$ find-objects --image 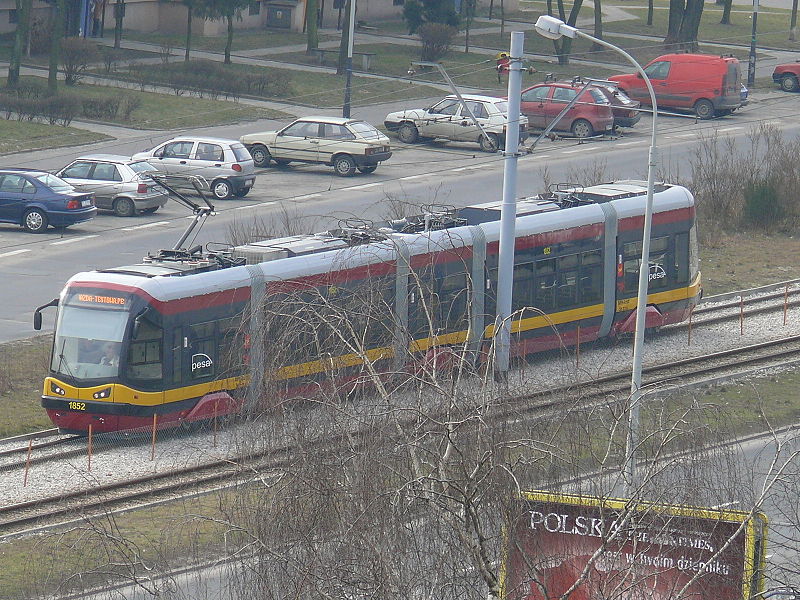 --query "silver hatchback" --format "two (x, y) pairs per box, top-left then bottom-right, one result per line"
(131, 136), (256, 200)
(57, 155), (168, 217)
